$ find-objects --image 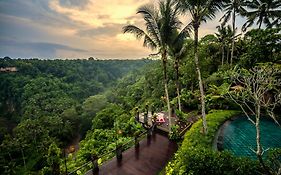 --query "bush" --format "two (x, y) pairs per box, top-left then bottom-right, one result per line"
(169, 125), (181, 141)
(166, 146), (261, 175)
(183, 110), (240, 148)
(166, 110), (263, 175)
